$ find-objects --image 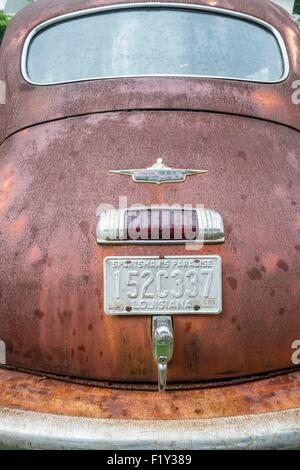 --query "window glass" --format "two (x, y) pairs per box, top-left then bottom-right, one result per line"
(25, 7), (285, 84)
